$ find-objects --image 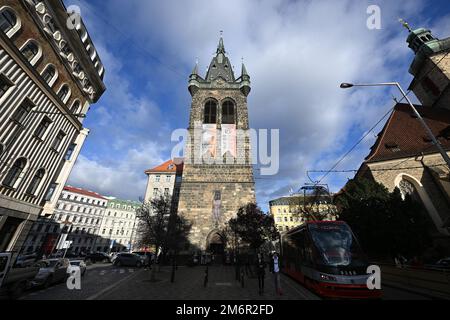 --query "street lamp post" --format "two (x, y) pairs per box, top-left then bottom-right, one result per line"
(340, 82), (450, 170)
